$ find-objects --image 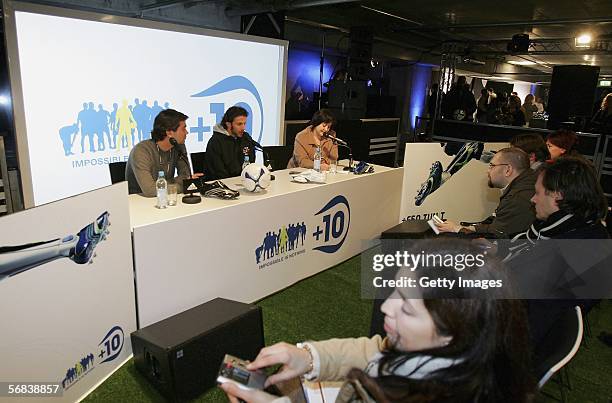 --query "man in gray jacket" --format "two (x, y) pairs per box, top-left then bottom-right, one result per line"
(436, 147), (536, 237)
(126, 109), (200, 196)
